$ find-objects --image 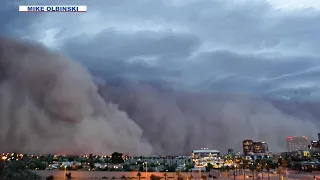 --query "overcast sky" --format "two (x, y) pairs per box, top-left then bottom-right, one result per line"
(2, 0), (320, 100)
